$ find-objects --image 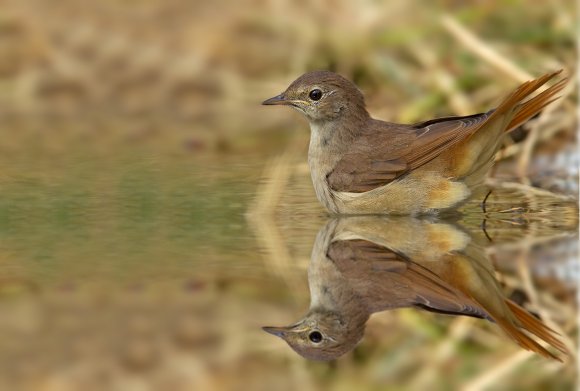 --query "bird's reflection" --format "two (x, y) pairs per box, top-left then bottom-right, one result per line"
(263, 217), (566, 361)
